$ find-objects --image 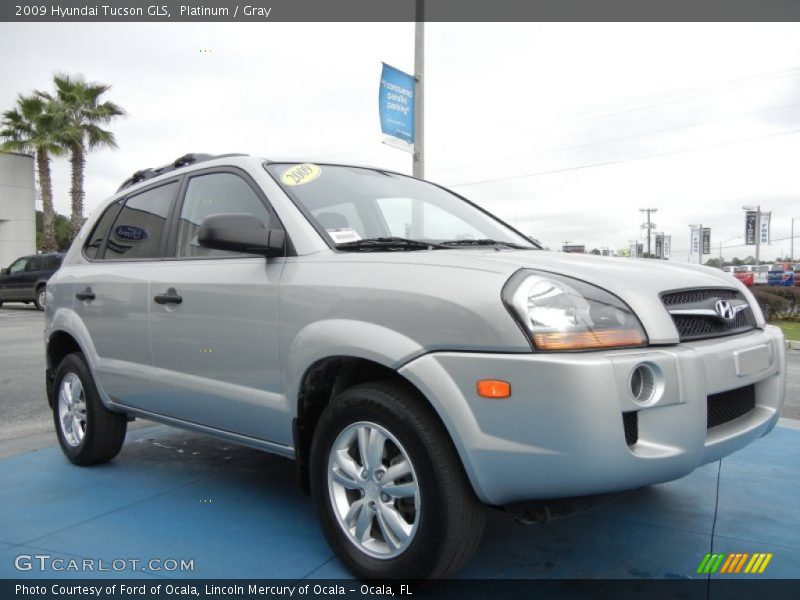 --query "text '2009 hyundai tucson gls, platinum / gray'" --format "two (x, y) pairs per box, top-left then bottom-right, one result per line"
(43, 153), (785, 579)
